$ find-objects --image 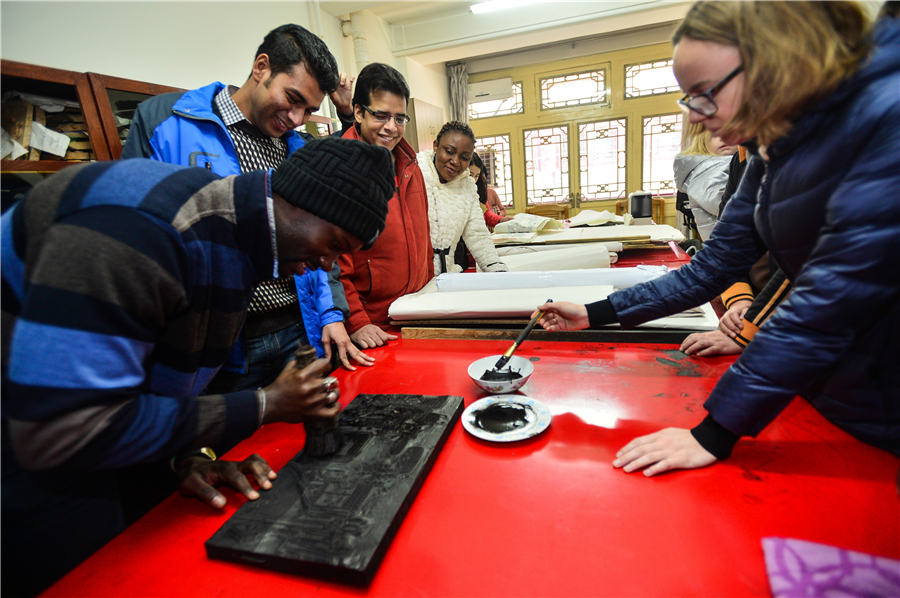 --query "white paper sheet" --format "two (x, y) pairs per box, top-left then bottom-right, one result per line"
(566, 209), (624, 227)
(492, 212), (564, 234)
(497, 241), (624, 256)
(491, 231), (539, 244)
(388, 281), (719, 331)
(29, 121), (70, 157)
(1, 128), (28, 160)
(538, 224), (683, 244)
(493, 223), (683, 246)
(390, 284), (613, 320)
(433, 266), (668, 293)
(11, 91), (80, 113)
(480, 244), (611, 272)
